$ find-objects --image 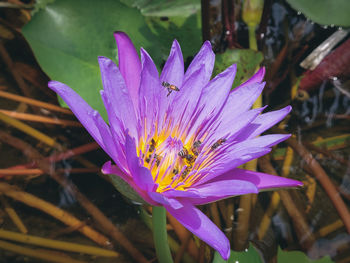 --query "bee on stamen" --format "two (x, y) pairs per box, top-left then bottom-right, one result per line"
(211, 138), (227, 151)
(145, 154), (152, 163)
(162, 81), (179, 97)
(149, 138), (156, 152)
(185, 154), (194, 163)
(178, 147), (188, 158)
(181, 166), (192, 179)
(154, 154), (162, 167)
(191, 140), (201, 156)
